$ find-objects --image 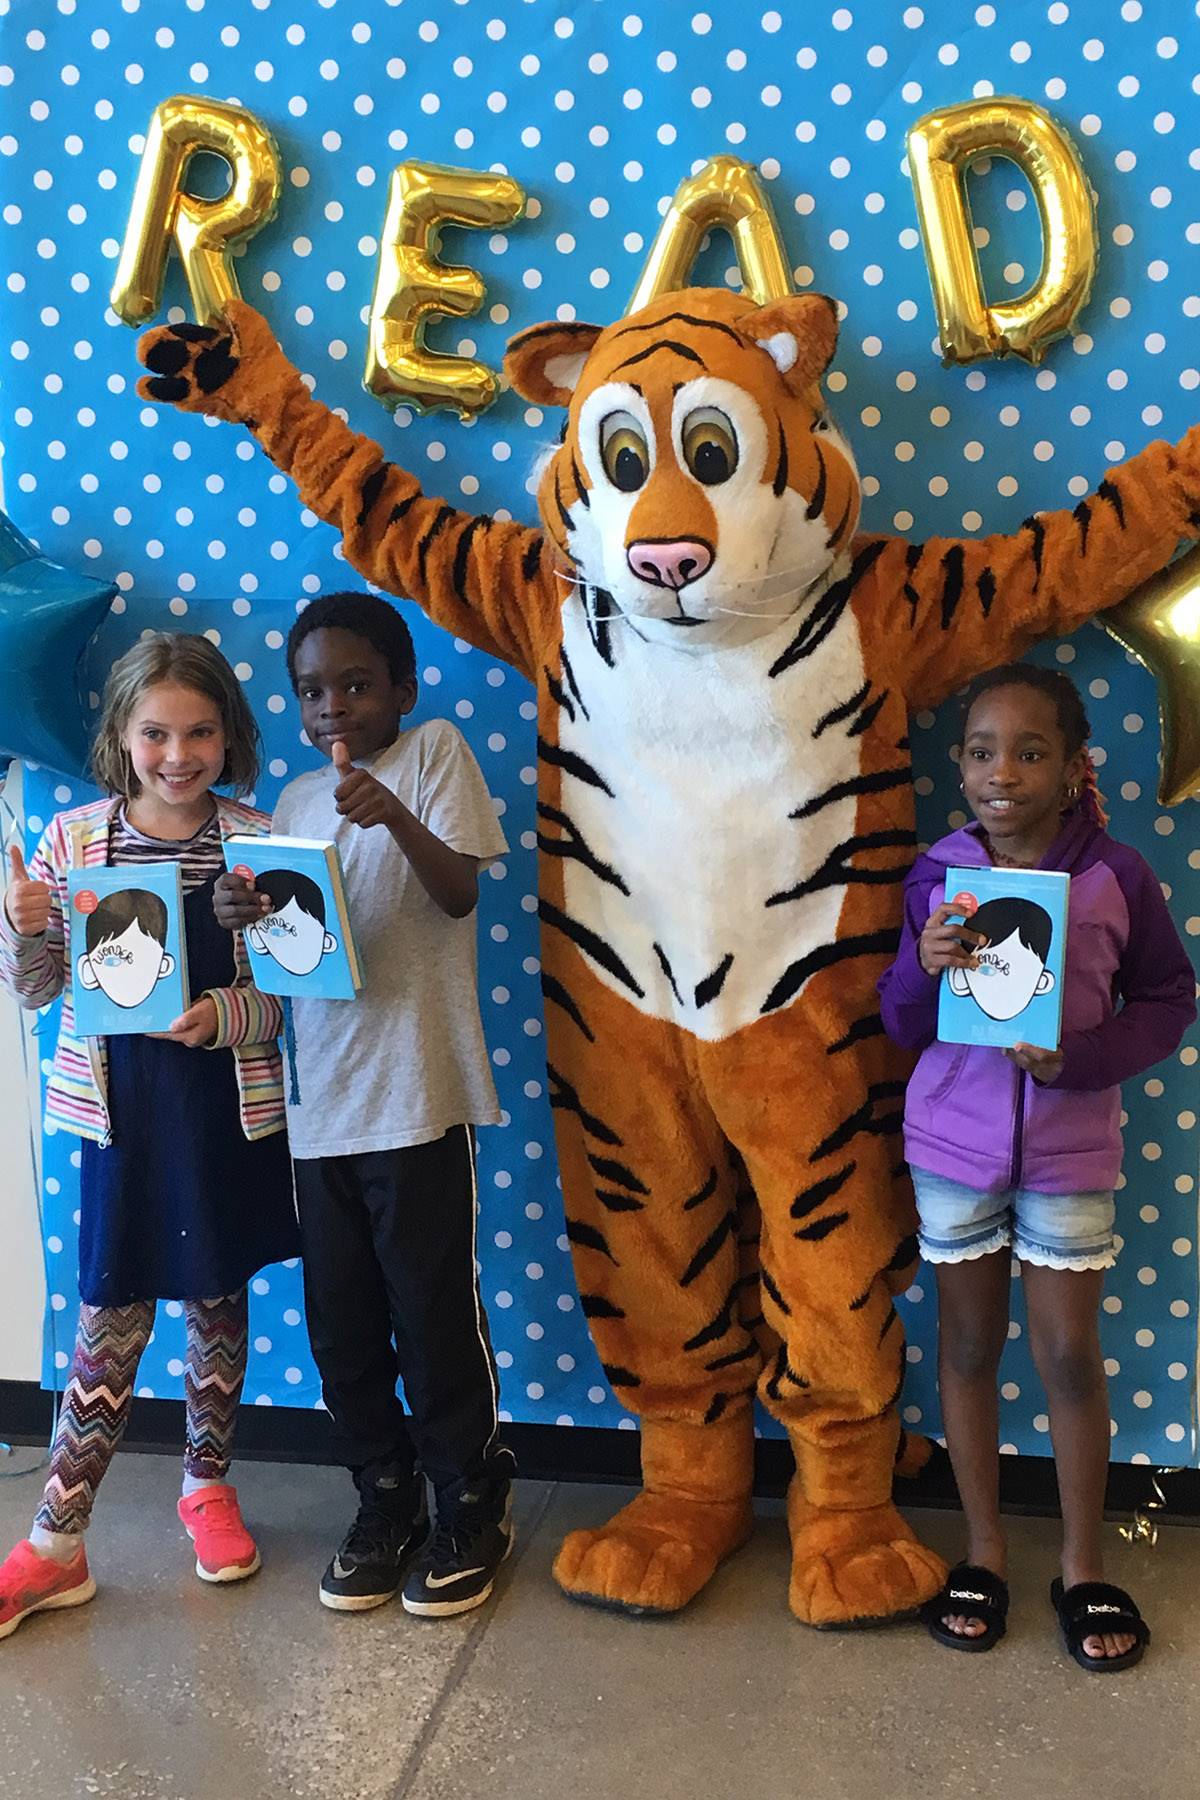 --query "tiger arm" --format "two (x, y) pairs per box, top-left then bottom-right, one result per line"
(853, 426), (1200, 710)
(136, 301), (561, 682)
